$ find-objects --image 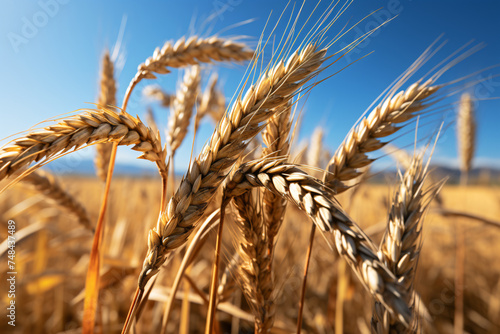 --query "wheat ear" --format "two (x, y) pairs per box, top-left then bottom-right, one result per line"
(455, 91), (476, 334)
(168, 65), (201, 154)
(325, 80), (439, 193)
(23, 170), (92, 230)
(261, 103), (292, 250)
(372, 154), (443, 333)
(125, 36), (253, 107)
(224, 159), (412, 325)
(195, 73), (219, 132)
(143, 85), (174, 108)
(138, 43), (327, 288)
(308, 126), (324, 171)
(232, 191), (275, 333)
(94, 51), (117, 182)
(457, 92), (476, 177)
(0, 107), (167, 181)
